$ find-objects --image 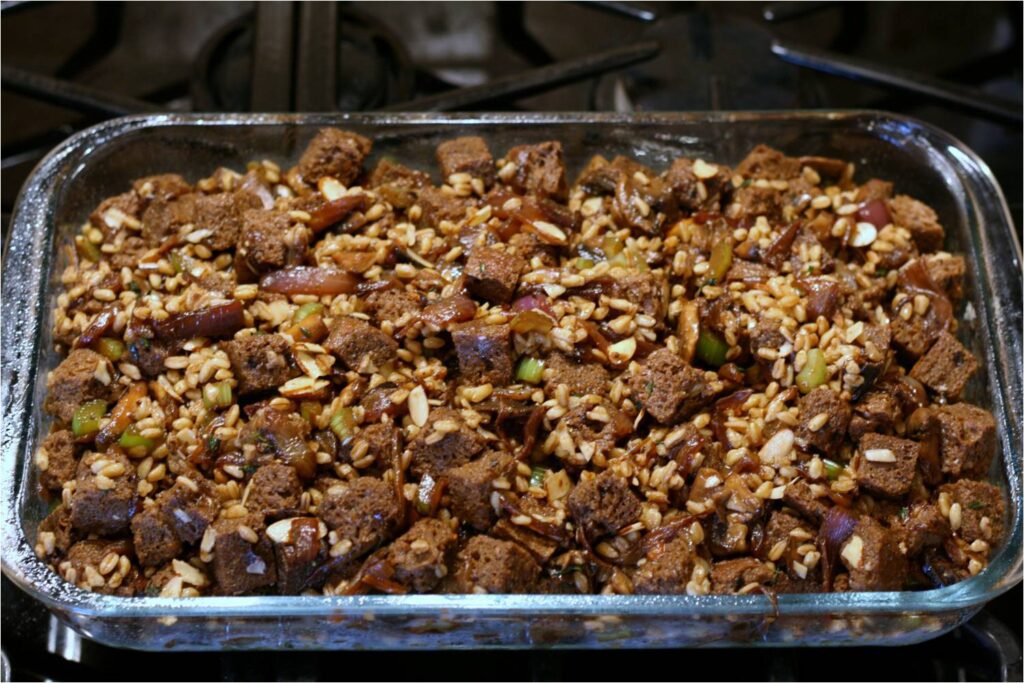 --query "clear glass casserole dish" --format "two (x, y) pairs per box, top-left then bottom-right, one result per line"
(2, 112), (1020, 651)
